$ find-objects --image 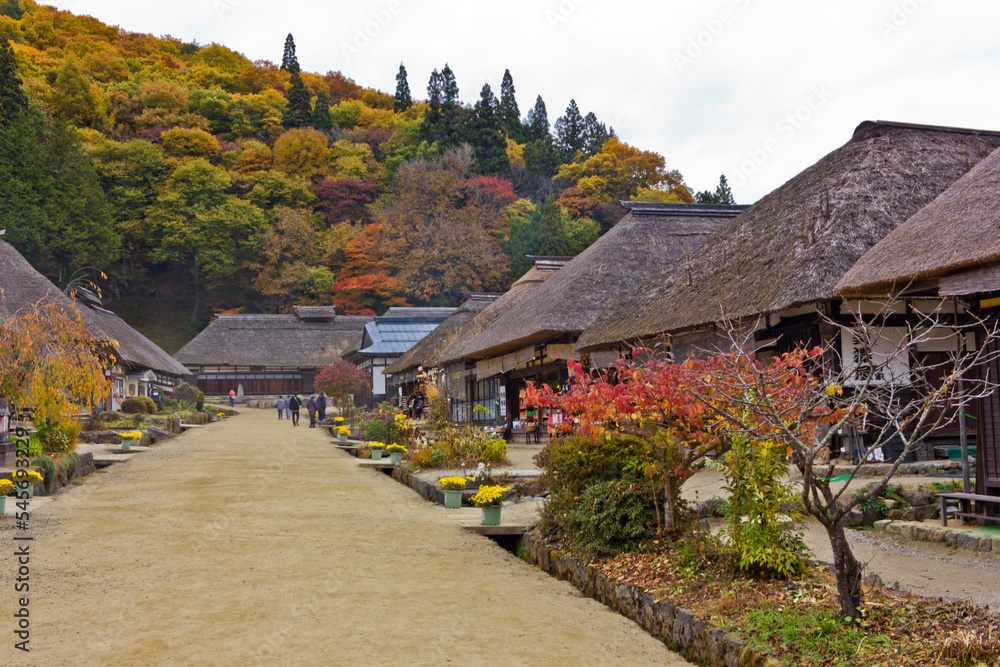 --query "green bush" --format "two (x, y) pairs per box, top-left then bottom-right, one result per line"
(536, 434), (655, 553)
(721, 436), (811, 578)
(537, 433), (651, 497)
(562, 476), (659, 560)
(35, 420), (76, 453)
(120, 397), (150, 414)
(140, 396), (157, 413)
(31, 456), (57, 493)
(172, 383), (204, 410)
